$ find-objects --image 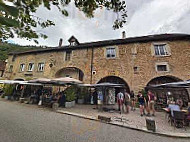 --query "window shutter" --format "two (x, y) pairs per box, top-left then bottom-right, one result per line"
(165, 44), (171, 55)
(150, 44), (155, 56)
